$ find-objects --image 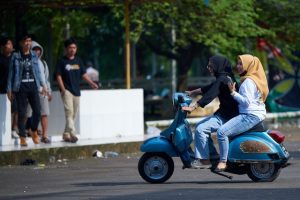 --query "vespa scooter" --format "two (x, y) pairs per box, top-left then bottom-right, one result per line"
(138, 92), (290, 183)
